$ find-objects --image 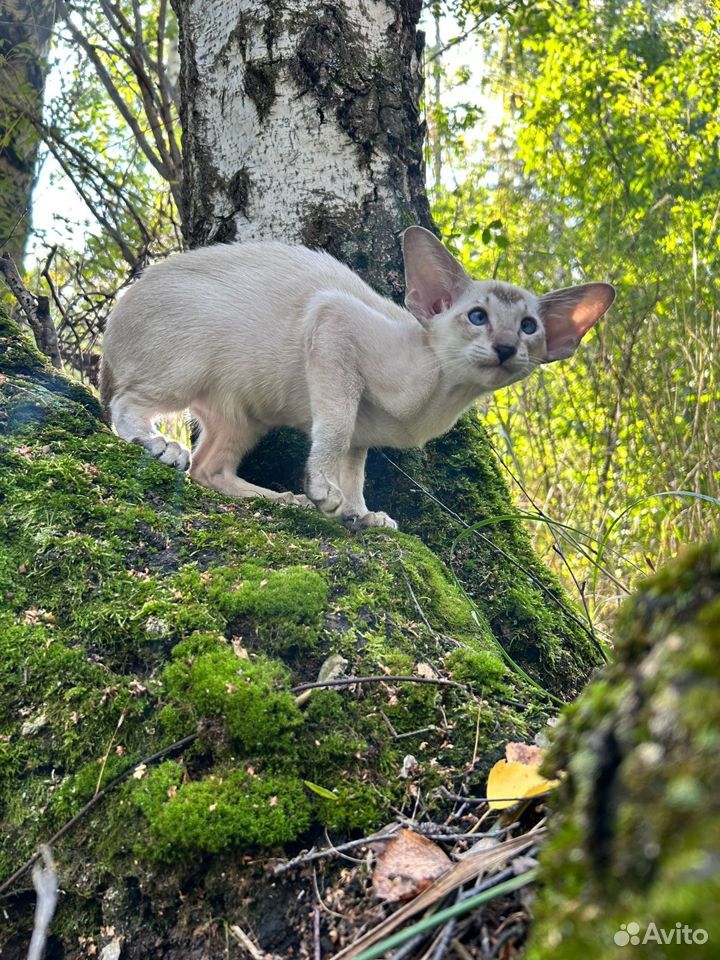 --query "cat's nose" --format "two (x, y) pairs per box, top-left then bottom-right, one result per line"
(494, 343), (517, 364)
